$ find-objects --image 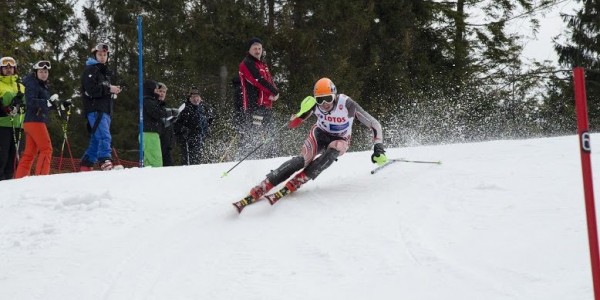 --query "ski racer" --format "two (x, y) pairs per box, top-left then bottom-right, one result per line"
(234, 77), (388, 212)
